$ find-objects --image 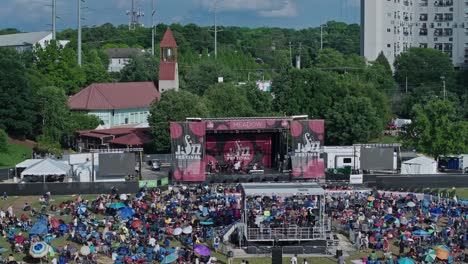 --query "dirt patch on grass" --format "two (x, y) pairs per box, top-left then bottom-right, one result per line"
(8, 137), (36, 148)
